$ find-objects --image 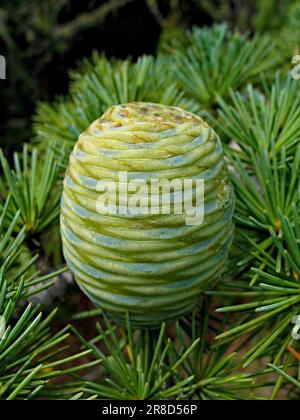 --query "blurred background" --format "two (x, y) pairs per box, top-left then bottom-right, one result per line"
(0, 0), (298, 155)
